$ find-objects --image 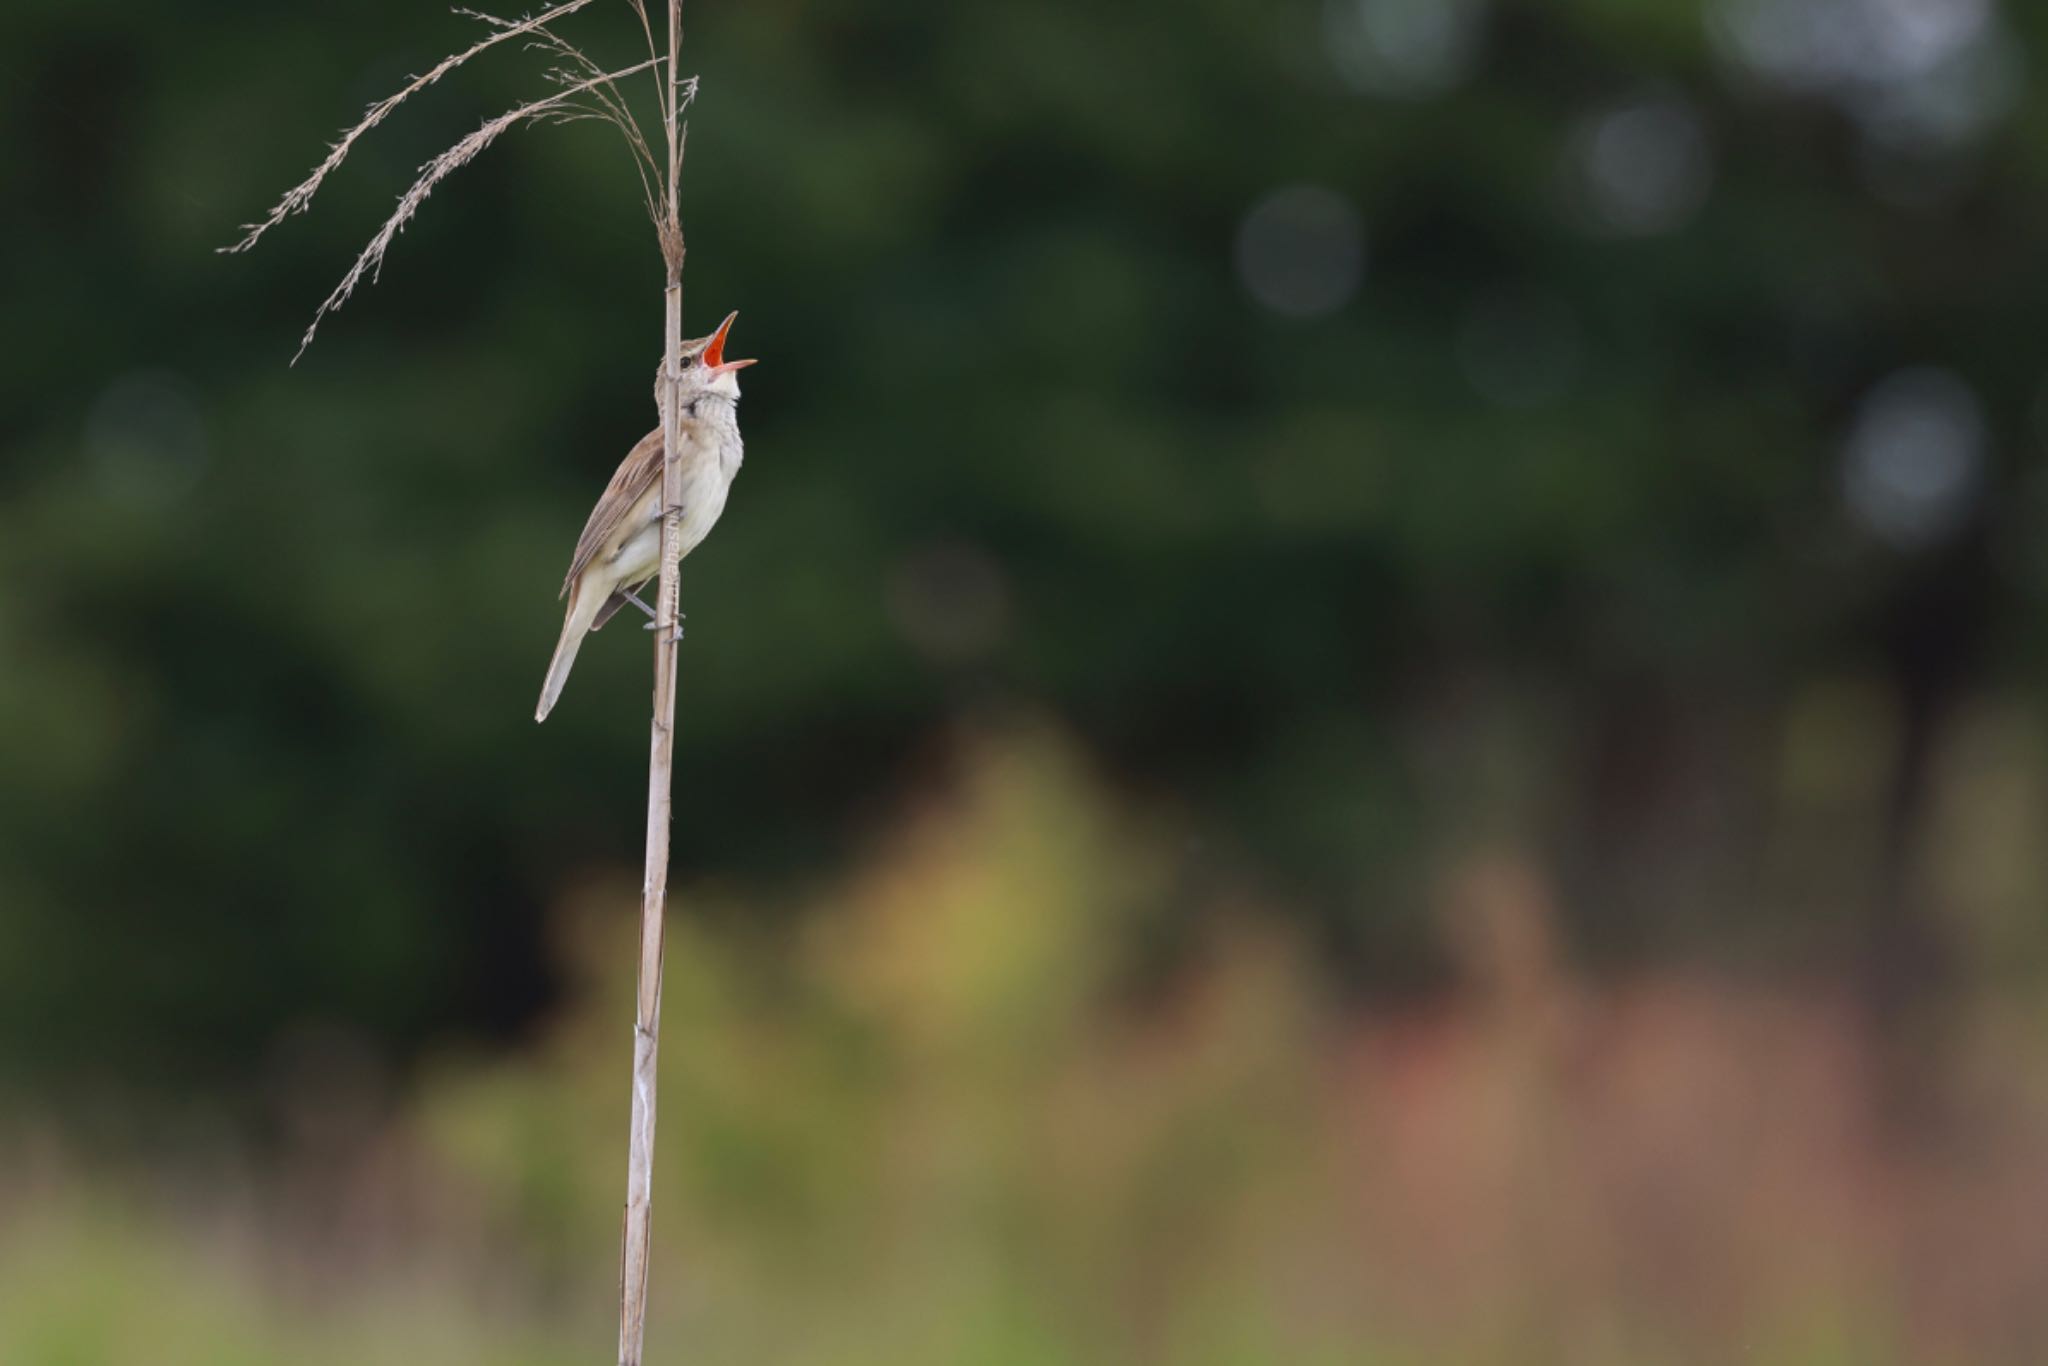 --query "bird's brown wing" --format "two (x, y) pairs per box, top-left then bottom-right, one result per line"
(560, 427), (664, 597)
